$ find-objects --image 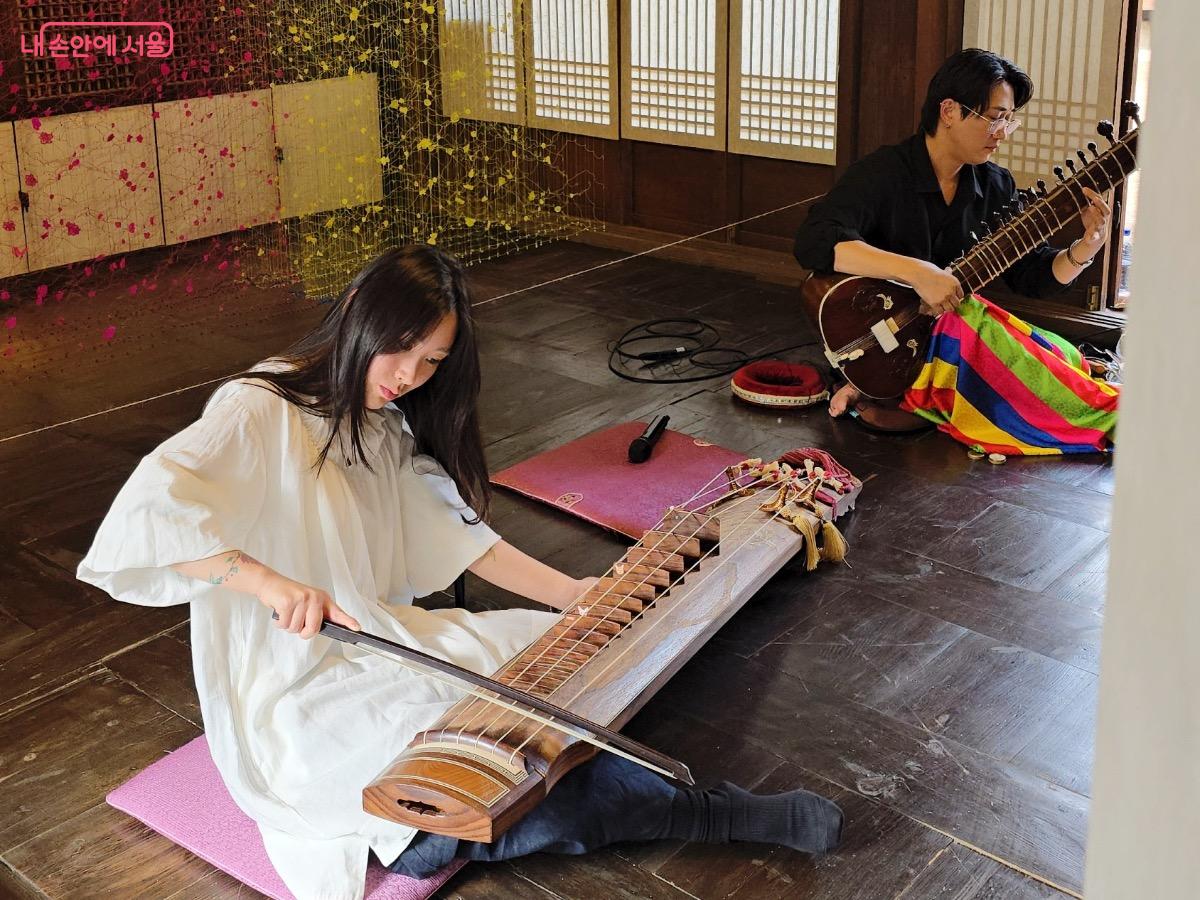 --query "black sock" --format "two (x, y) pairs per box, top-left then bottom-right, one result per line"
(664, 781), (843, 854)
